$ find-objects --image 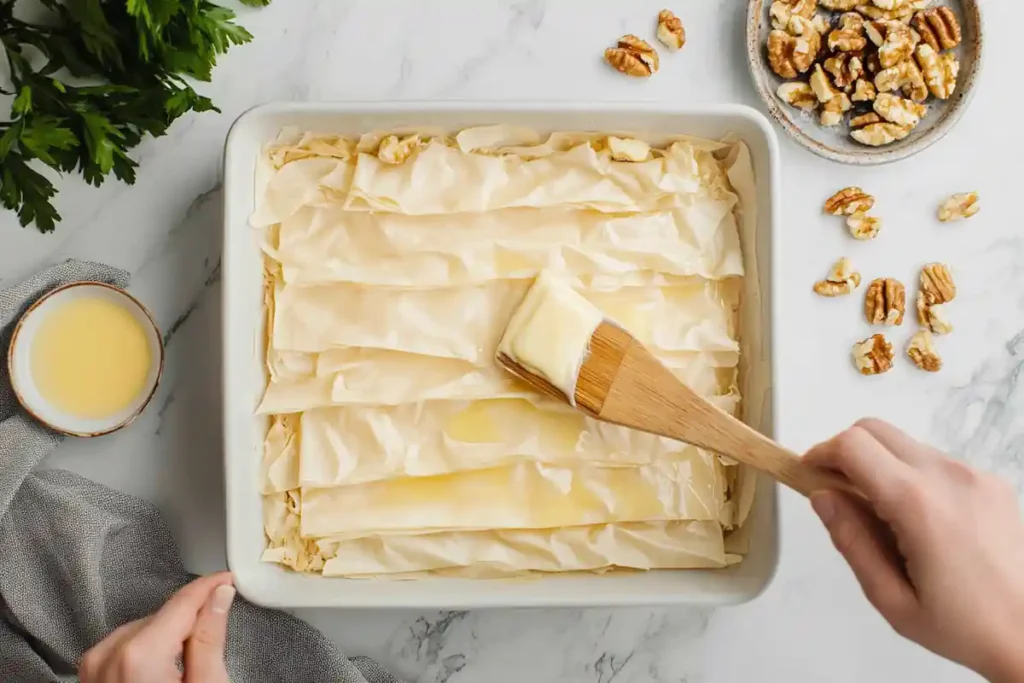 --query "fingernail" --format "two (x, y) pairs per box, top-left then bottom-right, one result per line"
(811, 493), (837, 525)
(211, 584), (236, 614)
